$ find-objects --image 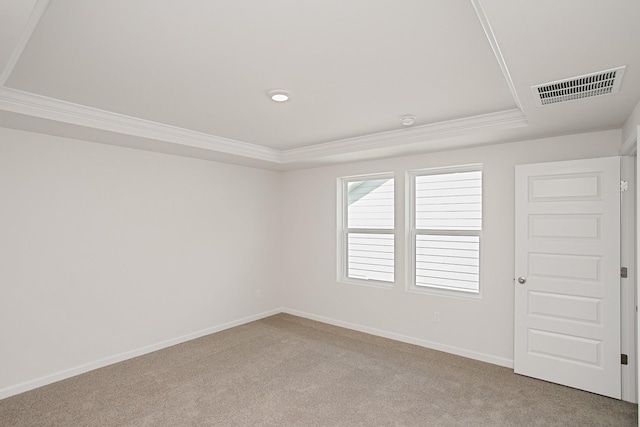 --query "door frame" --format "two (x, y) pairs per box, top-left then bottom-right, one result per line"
(620, 127), (638, 404)
(621, 154), (636, 403)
